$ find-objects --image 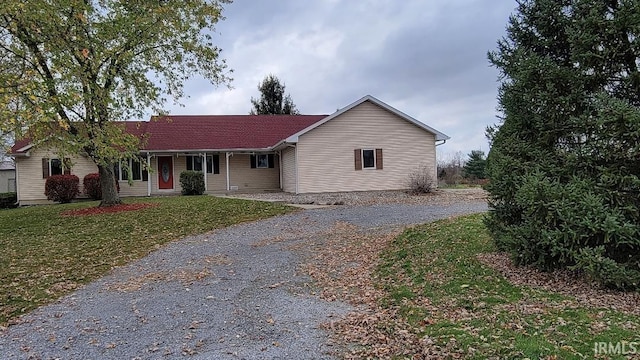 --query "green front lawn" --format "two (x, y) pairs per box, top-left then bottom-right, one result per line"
(377, 214), (640, 359)
(0, 196), (294, 325)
